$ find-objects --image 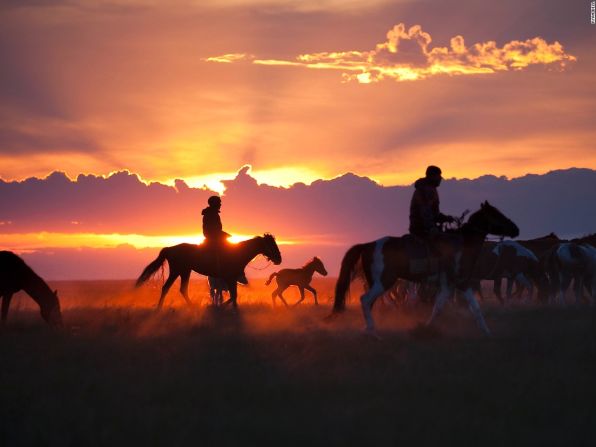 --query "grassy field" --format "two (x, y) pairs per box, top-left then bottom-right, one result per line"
(1, 278), (596, 446)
